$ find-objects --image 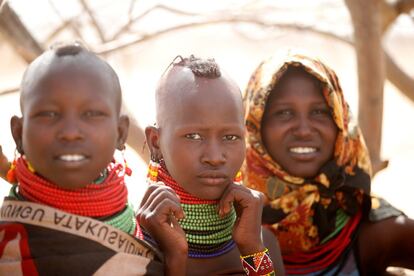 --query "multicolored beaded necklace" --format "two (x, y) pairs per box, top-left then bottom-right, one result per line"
(10, 157), (142, 238)
(147, 160), (239, 258)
